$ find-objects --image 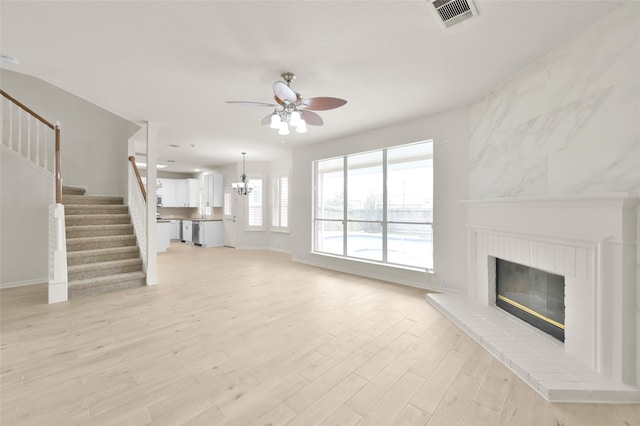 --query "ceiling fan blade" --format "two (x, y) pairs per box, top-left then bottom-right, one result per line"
(301, 97), (347, 111)
(261, 114), (272, 125)
(226, 101), (277, 107)
(300, 110), (324, 126)
(273, 81), (297, 104)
